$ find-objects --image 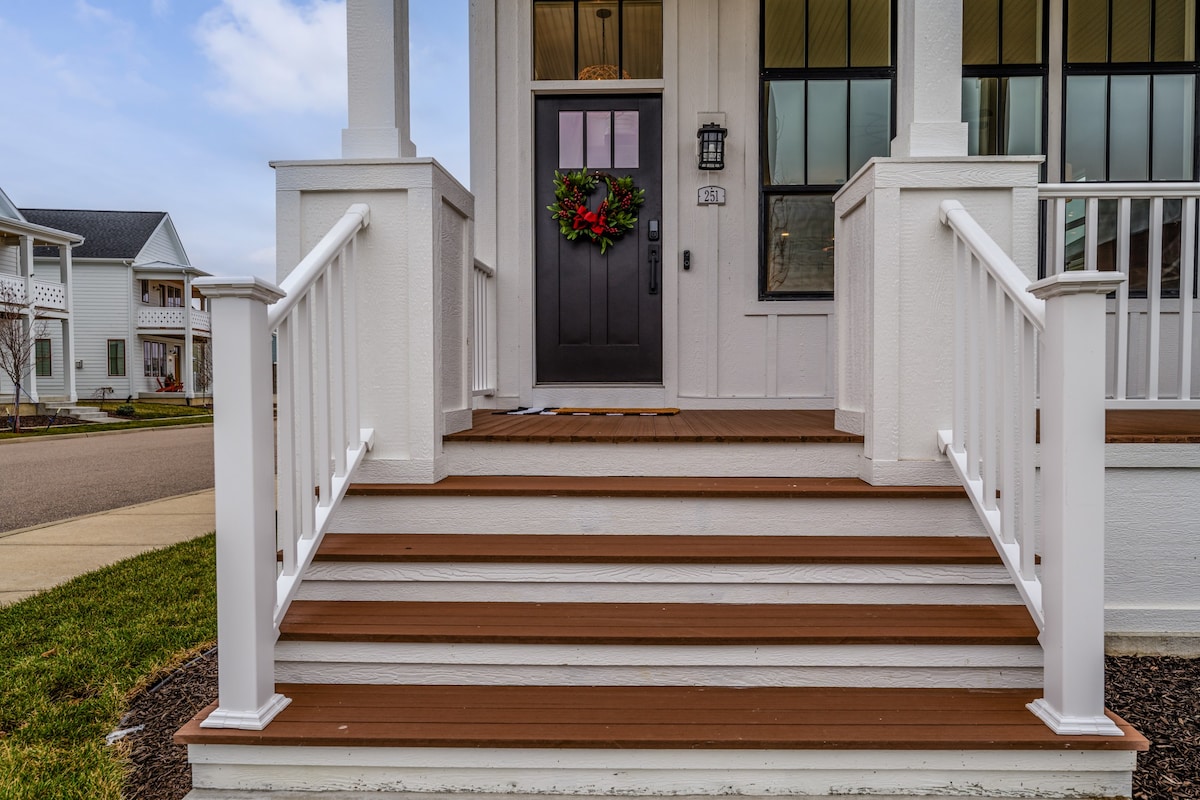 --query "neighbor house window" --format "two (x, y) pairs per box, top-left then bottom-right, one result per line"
(166, 285), (183, 308)
(141, 279), (150, 304)
(143, 341), (167, 377)
(108, 339), (126, 376)
(961, 0), (1047, 164)
(760, 0), (895, 298)
(35, 339), (51, 377)
(533, 0), (663, 80)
